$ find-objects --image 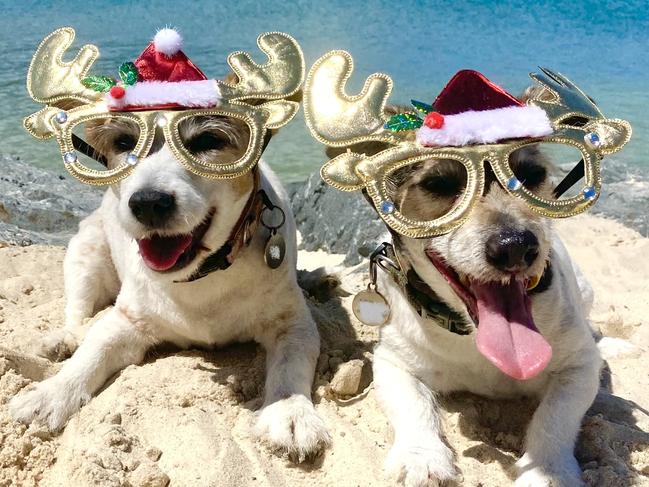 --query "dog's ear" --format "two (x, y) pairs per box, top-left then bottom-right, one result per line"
(223, 72), (239, 85)
(519, 85), (554, 104)
(519, 84), (631, 155)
